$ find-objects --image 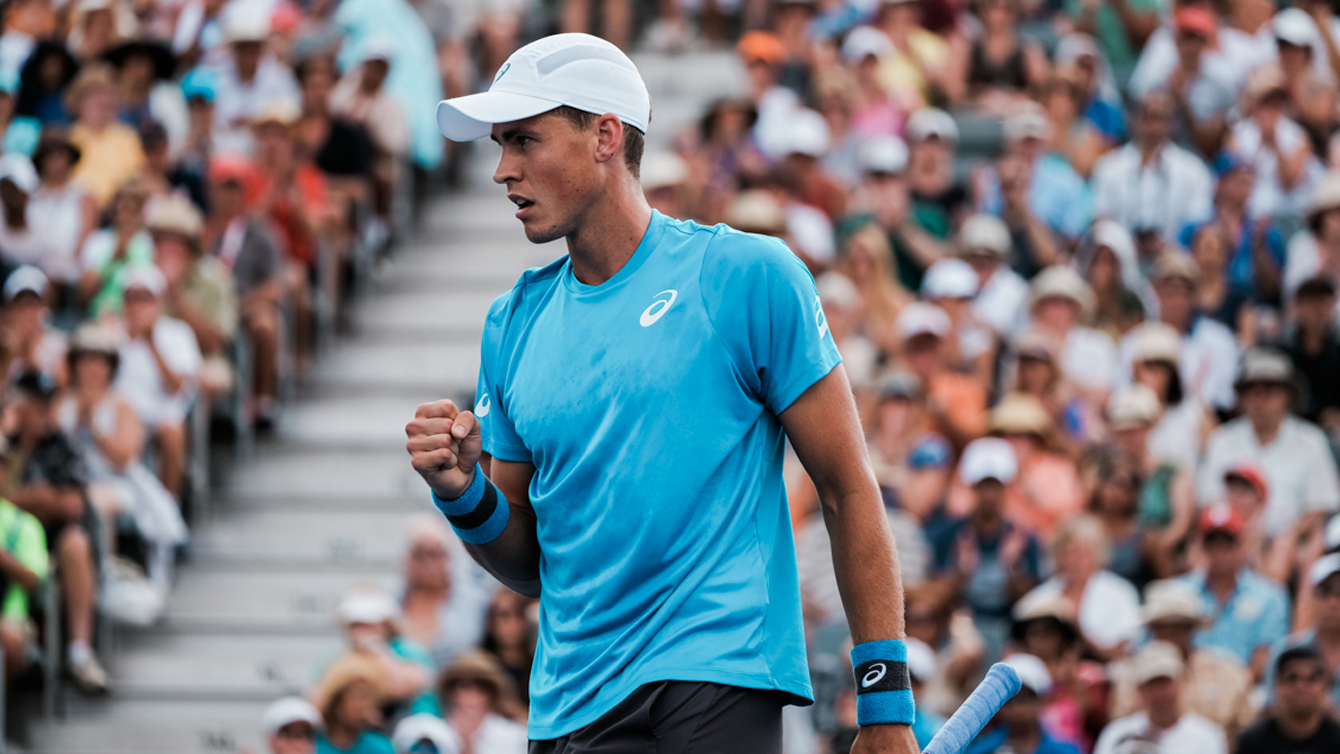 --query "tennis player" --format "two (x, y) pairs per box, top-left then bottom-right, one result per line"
(406, 33), (918, 754)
